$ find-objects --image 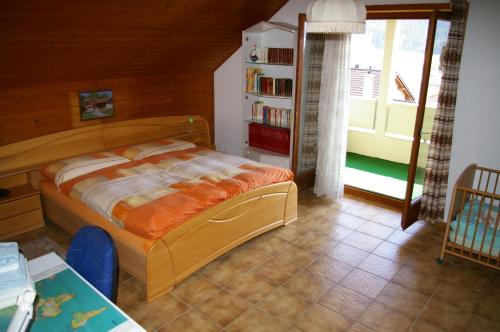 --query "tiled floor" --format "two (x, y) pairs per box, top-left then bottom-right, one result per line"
(13, 190), (500, 332)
